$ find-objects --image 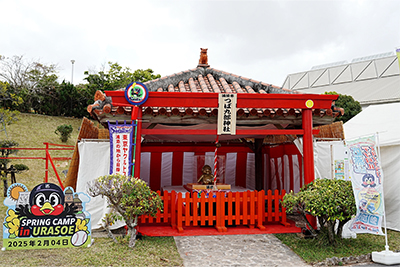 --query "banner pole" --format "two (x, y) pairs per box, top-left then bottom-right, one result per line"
(132, 119), (138, 177)
(376, 132), (389, 251)
(131, 106), (139, 177)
